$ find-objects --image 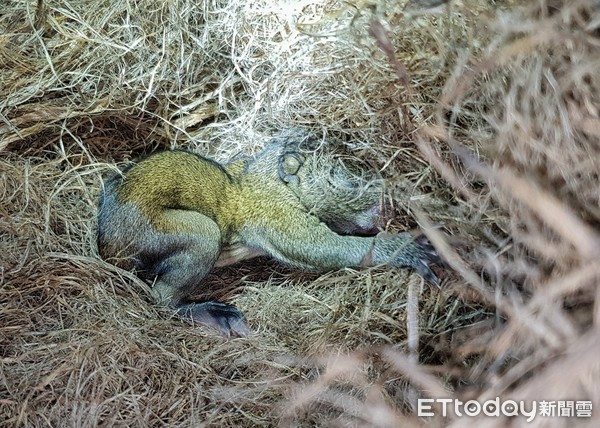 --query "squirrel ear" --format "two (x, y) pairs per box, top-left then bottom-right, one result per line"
(278, 152), (304, 184)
